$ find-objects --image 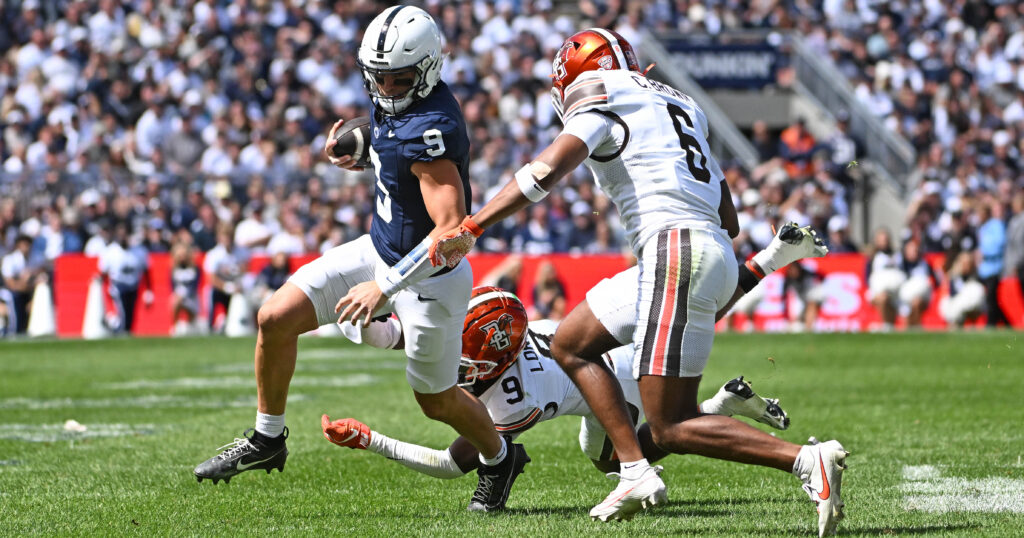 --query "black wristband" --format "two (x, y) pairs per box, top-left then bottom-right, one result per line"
(738, 263), (761, 293)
